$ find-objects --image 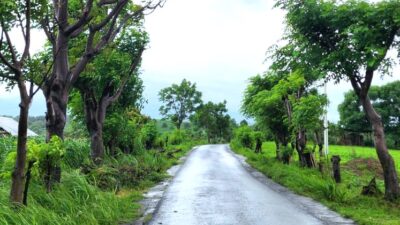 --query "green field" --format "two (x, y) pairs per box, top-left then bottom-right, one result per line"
(231, 141), (400, 225)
